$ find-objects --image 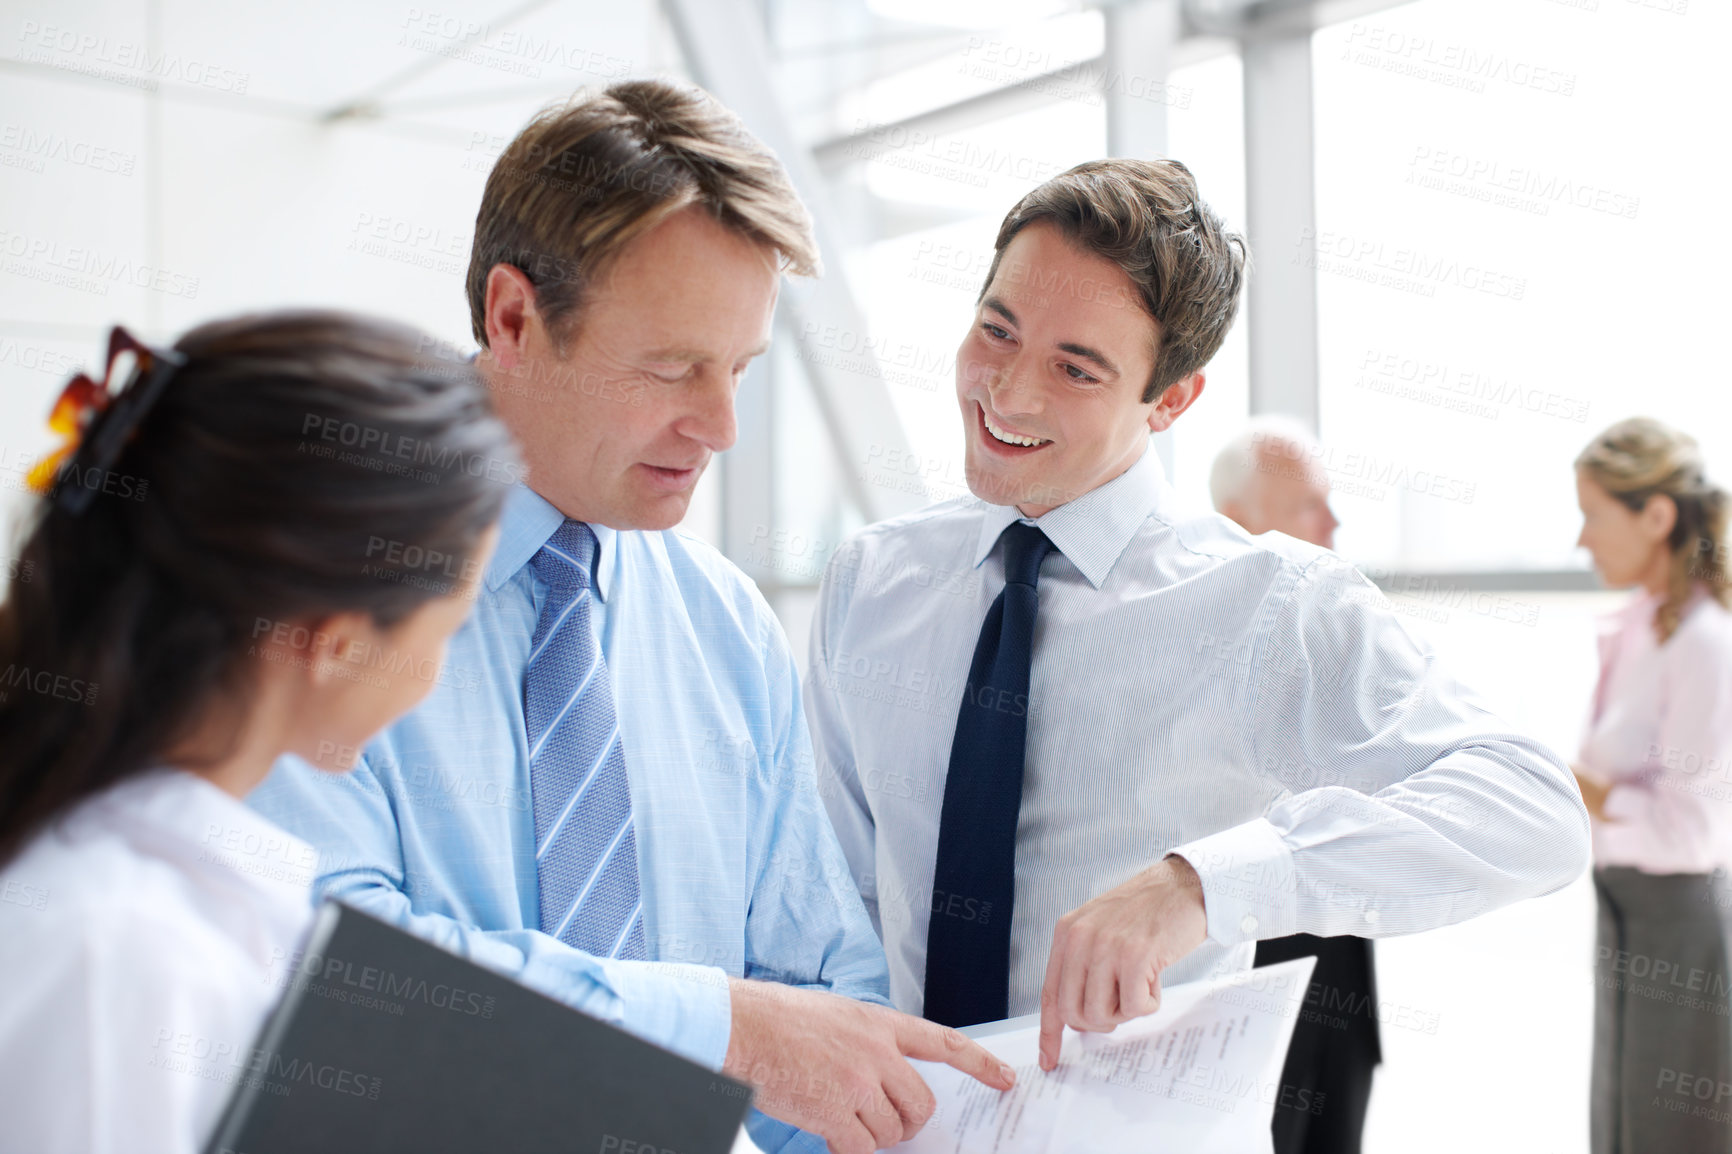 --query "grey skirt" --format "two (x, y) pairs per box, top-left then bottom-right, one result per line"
(1593, 866), (1732, 1154)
